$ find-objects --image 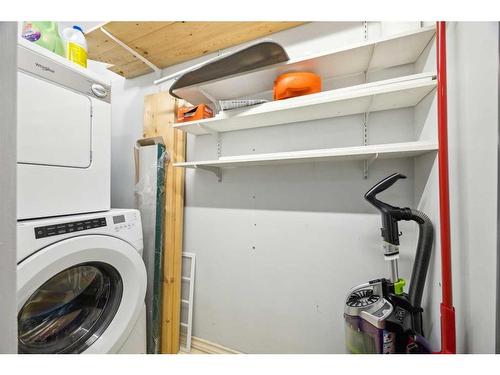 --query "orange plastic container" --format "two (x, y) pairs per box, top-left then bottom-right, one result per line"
(177, 104), (214, 122)
(273, 72), (321, 100)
